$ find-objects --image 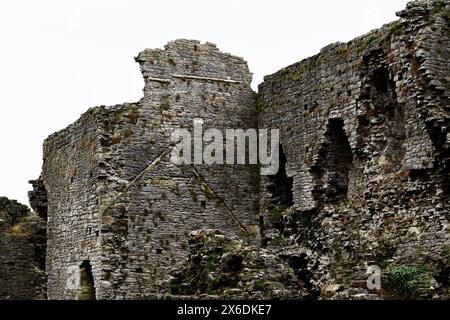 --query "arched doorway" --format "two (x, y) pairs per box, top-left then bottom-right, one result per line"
(266, 144), (294, 230)
(310, 118), (353, 204)
(77, 260), (96, 300)
(268, 144), (294, 209)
